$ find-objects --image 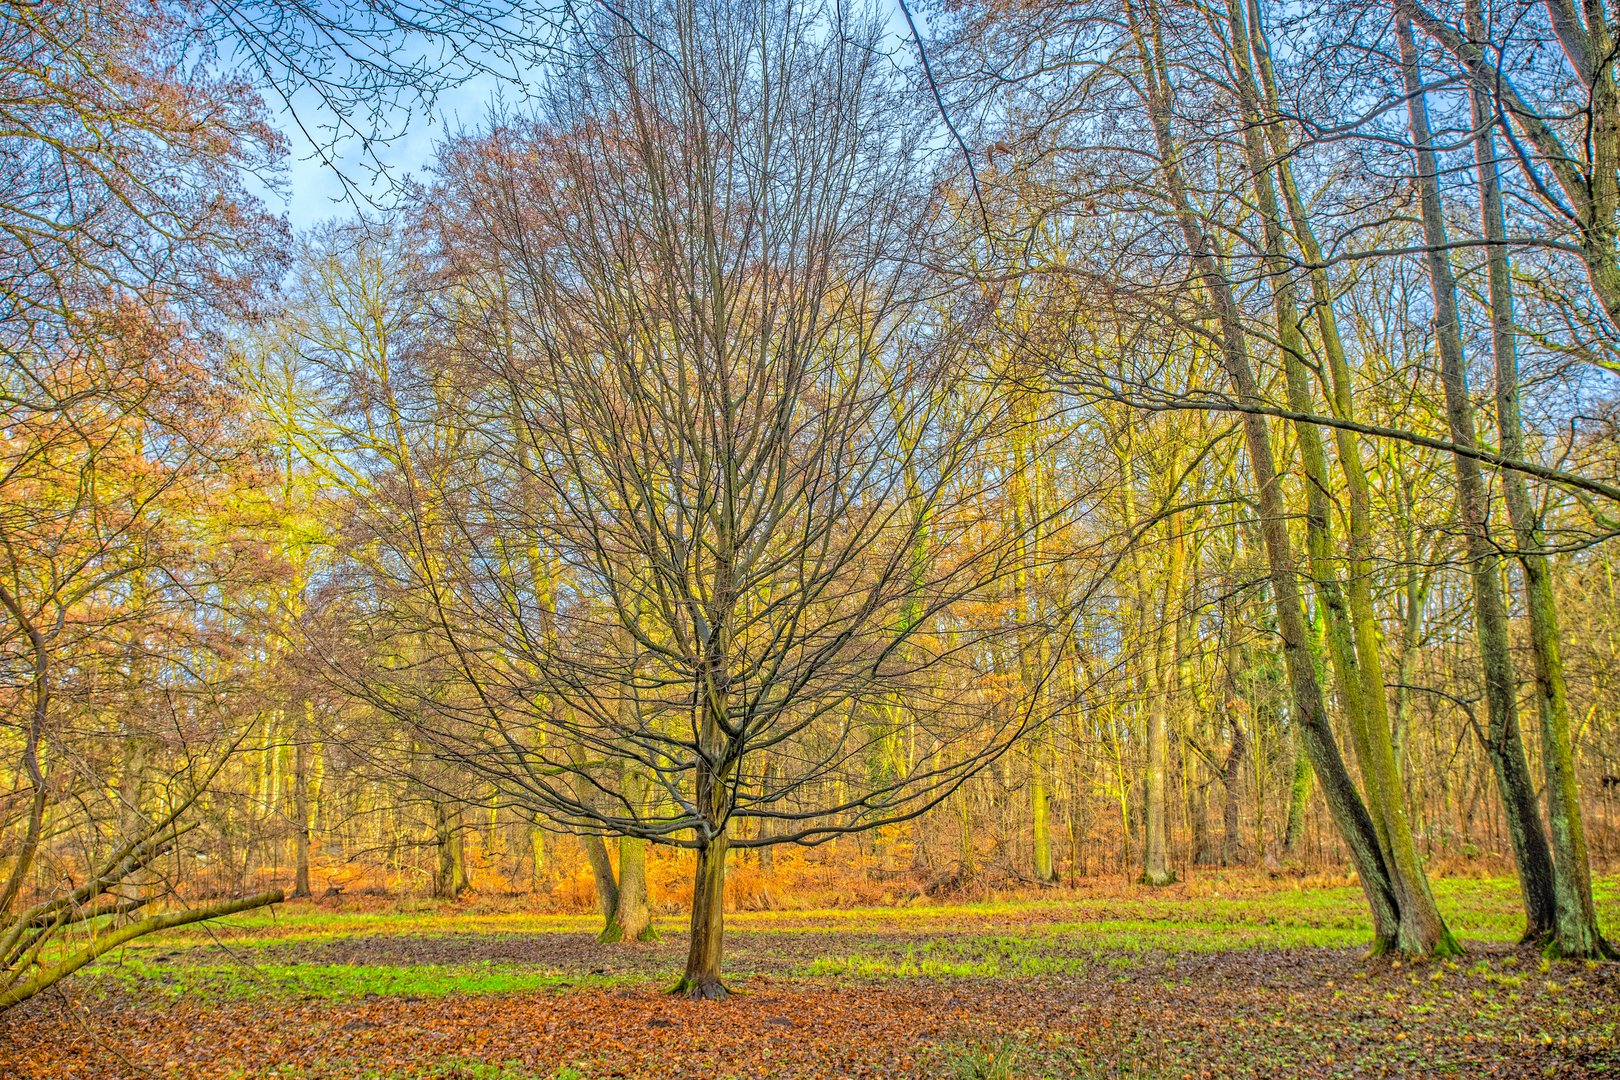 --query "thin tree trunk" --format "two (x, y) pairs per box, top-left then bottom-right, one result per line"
(1032, 734), (1057, 883)
(1141, 508), (1184, 886)
(291, 707), (312, 899)
(1223, 718), (1247, 866)
(1397, 14), (1558, 943)
(1284, 730), (1312, 856)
